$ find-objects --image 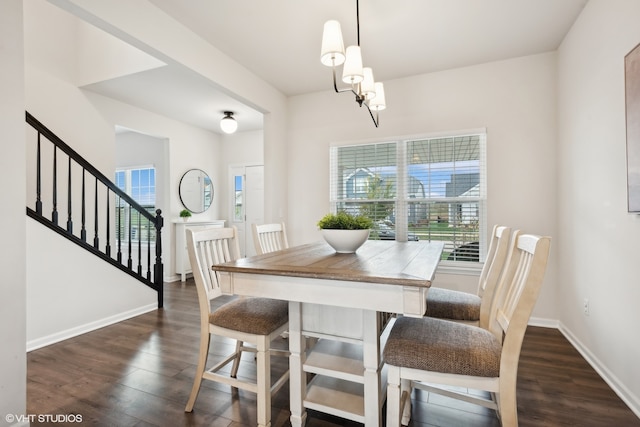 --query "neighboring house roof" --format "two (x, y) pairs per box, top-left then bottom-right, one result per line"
(445, 173), (480, 197)
(460, 183), (480, 198)
(344, 169), (480, 199)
